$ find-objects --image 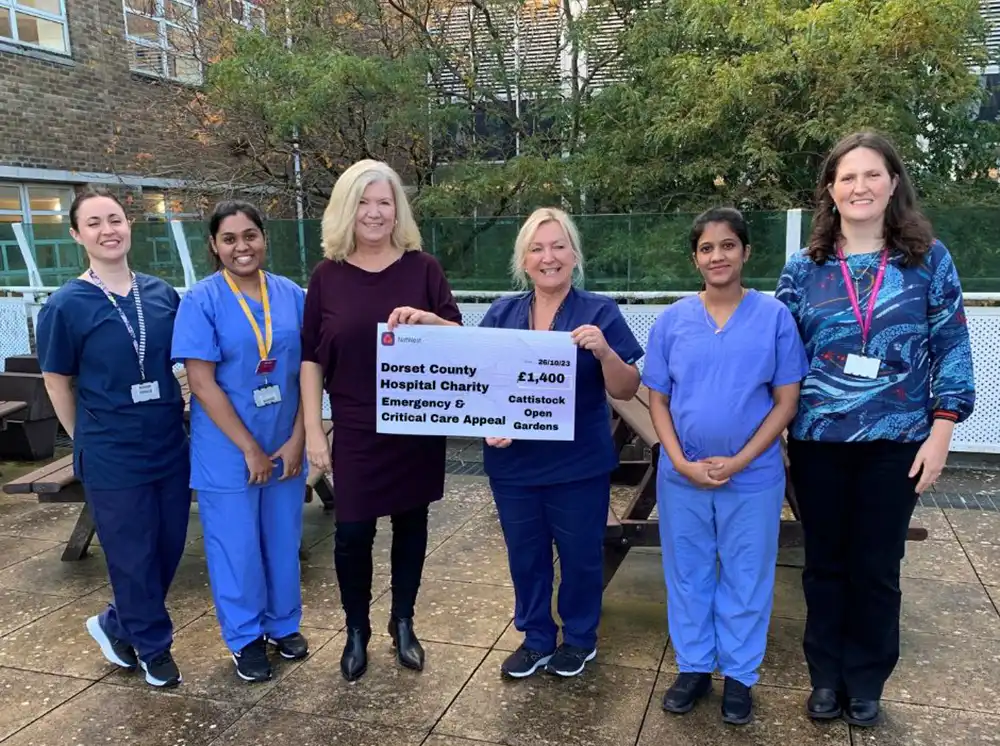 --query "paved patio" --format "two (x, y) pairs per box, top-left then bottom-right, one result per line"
(0, 441), (997, 745)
